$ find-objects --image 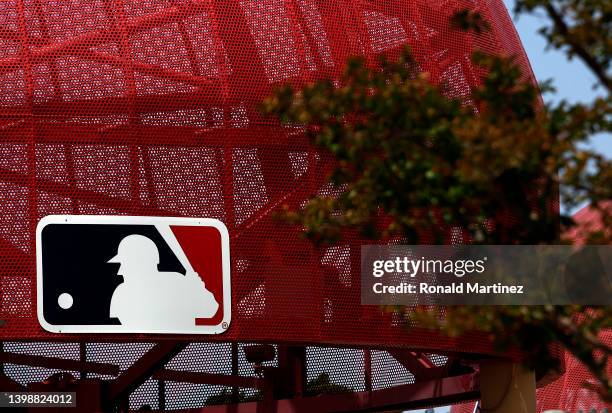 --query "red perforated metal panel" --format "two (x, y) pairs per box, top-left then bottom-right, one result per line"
(535, 332), (612, 412)
(450, 206), (612, 412)
(0, 0), (533, 355)
(2, 1), (608, 410)
(451, 332), (612, 412)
